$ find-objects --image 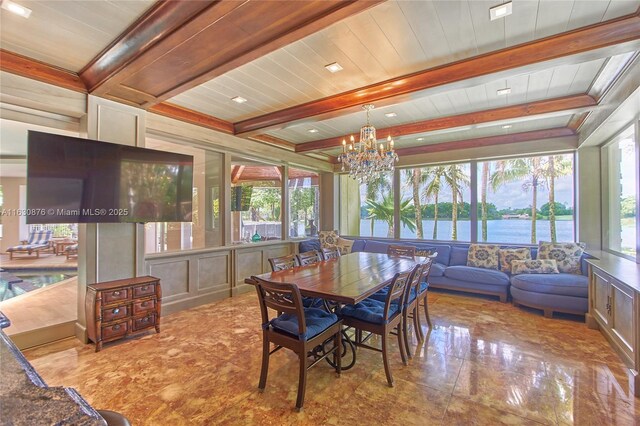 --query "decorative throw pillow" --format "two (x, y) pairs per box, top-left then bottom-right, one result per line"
(498, 248), (531, 273)
(537, 241), (586, 274)
(511, 259), (559, 275)
(336, 237), (354, 255)
(318, 230), (339, 249)
(466, 244), (500, 270)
